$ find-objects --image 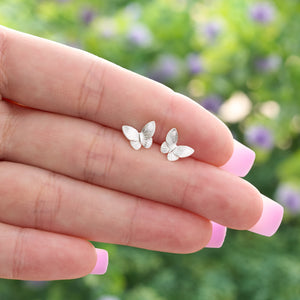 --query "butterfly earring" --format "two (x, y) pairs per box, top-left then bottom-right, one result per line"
(161, 128), (194, 161)
(122, 121), (156, 150)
